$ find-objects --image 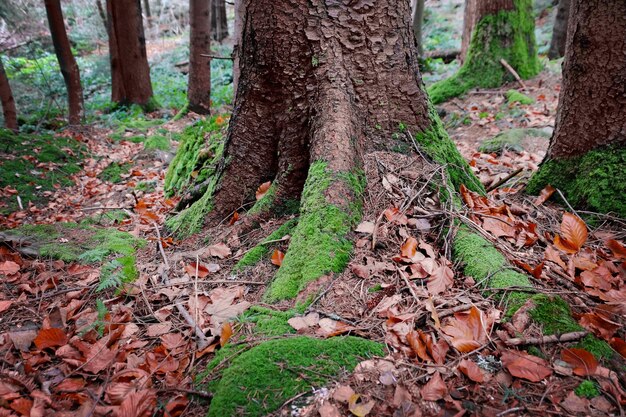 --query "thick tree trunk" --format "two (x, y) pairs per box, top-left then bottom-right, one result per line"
(106, 0), (154, 107)
(527, 0), (626, 217)
(412, 0), (425, 56)
(232, 0), (244, 99)
(211, 0), (228, 42)
(430, 0), (539, 104)
(547, 0), (570, 59)
(0, 58), (18, 131)
(188, 0), (211, 114)
(44, 0), (84, 125)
